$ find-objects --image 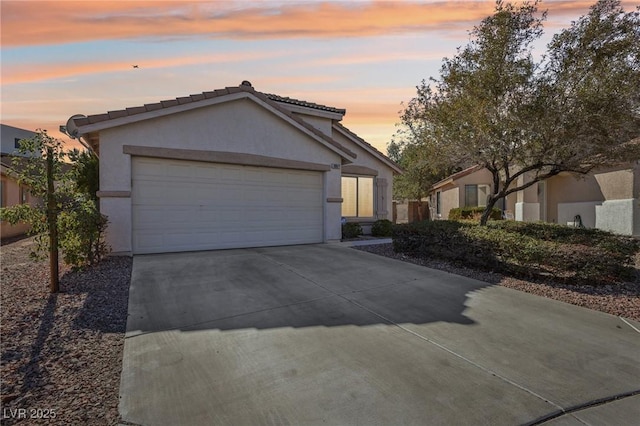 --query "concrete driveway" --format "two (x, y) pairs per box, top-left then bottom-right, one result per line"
(119, 244), (640, 425)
